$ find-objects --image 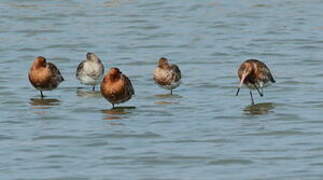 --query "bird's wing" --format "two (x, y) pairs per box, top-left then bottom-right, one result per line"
(171, 64), (181, 81)
(123, 74), (135, 95)
(98, 58), (105, 75)
(261, 64), (275, 83)
(47, 62), (64, 82)
(76, 61), (85, 78)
